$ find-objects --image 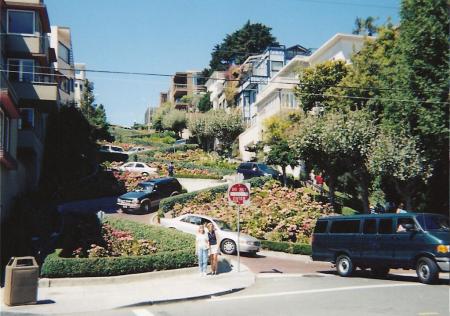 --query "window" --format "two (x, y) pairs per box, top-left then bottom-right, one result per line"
(7, 59), (34, 82)
(330, 220), (360, 234)
(396, 218), (415, 233)
(19, 108), (34, 129)
(271, 61), (284, 73)
(314, 221), (328, 233)
(58, 42), (70, 64)
(74, 82), (78, 88)
(239, 163), (252, 170)
(363, 219), (377, 234)
(7, 10), (35, 35)
(0, 109), (6, 150)
(378, 219), (393, 234)
(135, 163), (145, 168)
